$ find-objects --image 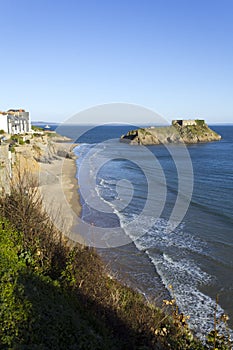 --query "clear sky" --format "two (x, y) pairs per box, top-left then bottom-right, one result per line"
(1, 0), (233, 124)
